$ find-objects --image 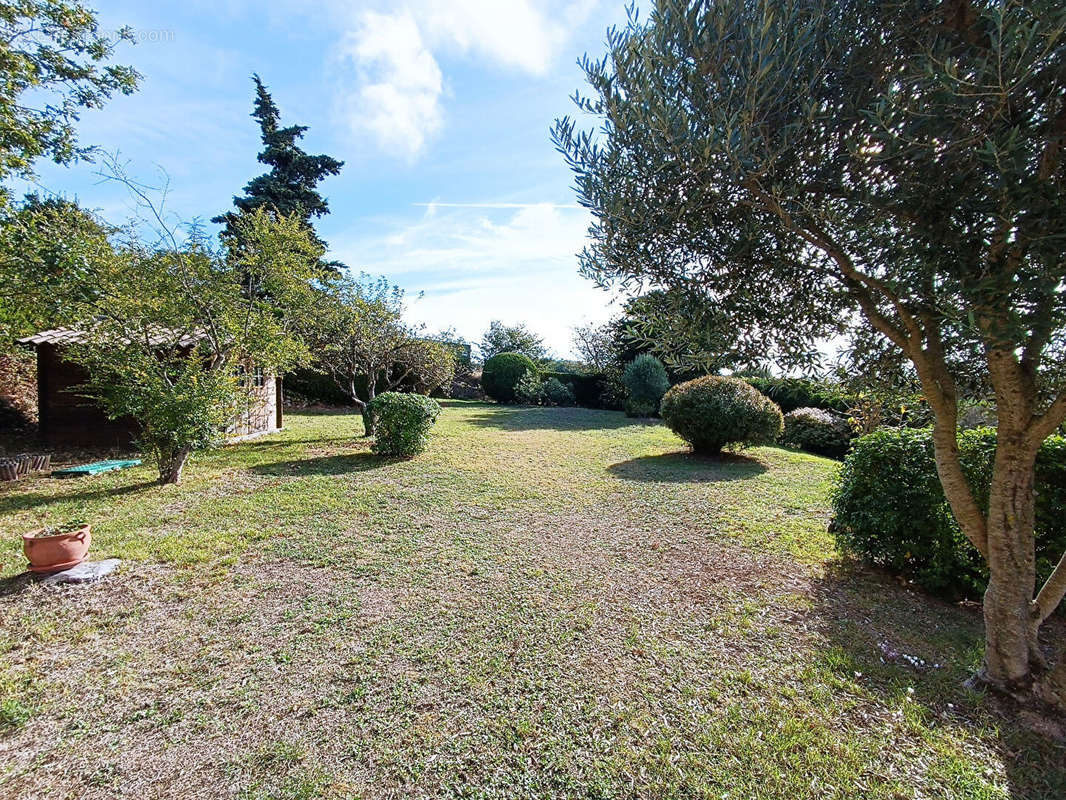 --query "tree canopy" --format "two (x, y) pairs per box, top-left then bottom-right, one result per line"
(213, 74), (343, 243)
(0, 0), (139, 187)
(478, 320), (549, 362)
